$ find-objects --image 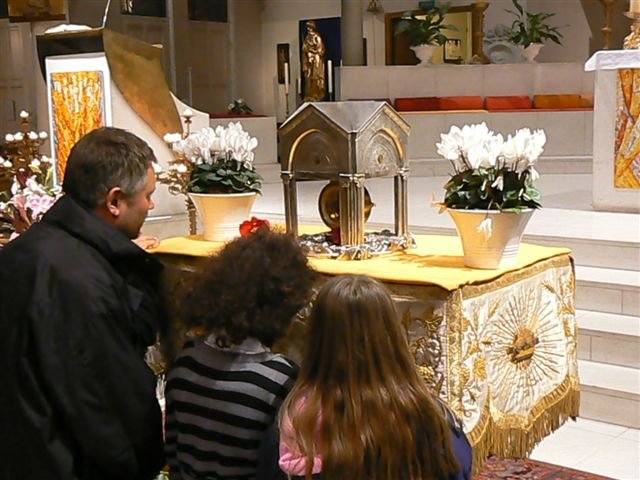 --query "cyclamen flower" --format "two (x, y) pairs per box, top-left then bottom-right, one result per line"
(437, 122), (546, 211)
(163, 132), (182, 144)
(501, 128), (546, 172)
(170, 123), (258, 167)
(476, 217), (493, 240)
(437, 122), (503, 171)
